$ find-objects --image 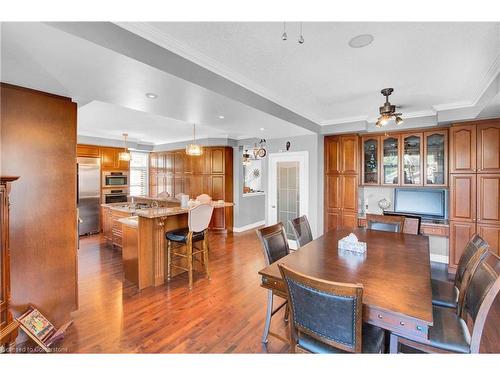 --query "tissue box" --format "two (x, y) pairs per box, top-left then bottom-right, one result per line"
(338, 238), (367, 254)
